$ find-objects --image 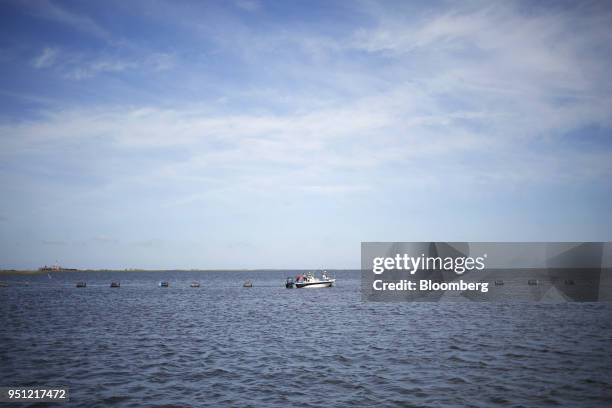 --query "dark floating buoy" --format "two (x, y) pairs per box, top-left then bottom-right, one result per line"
(494, 280), (504, 286)
(110, 281), (120, 288)
(159, 281), (169, 287)
(285, 277), (294, 288)
(528, 279), (539, 286)
(76, 281), (87, 288)
(190, 281), (200, 288)
(243, 280), (253, 288)
(564, 279), (575, 285)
